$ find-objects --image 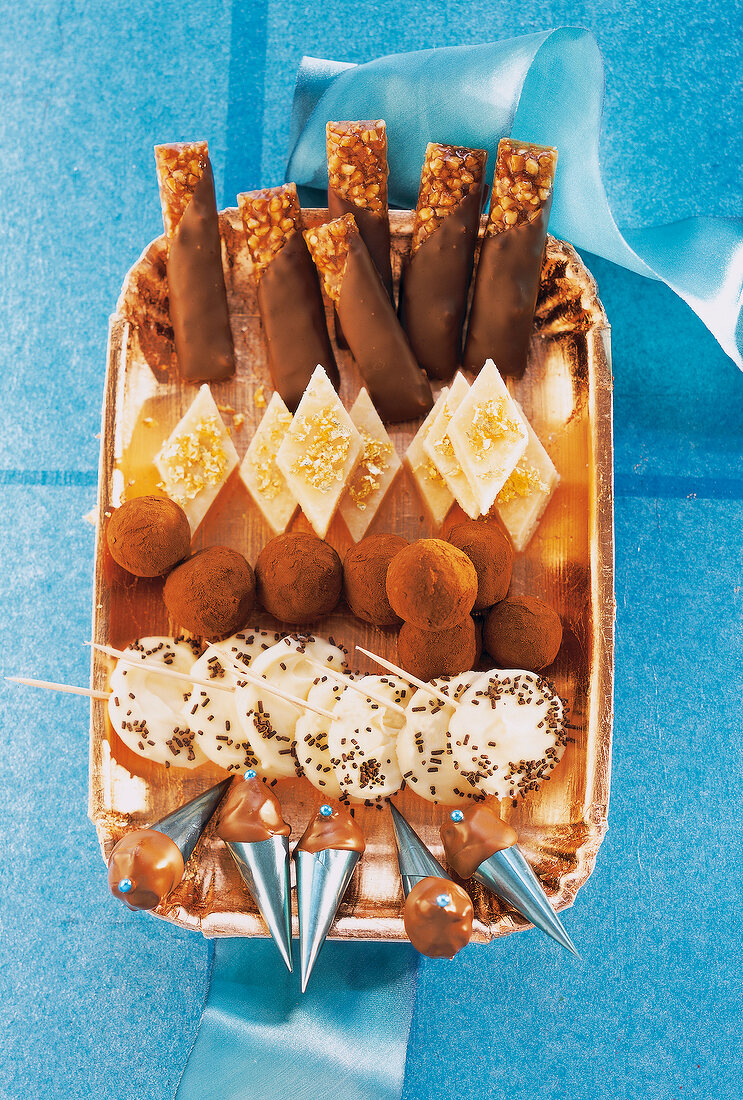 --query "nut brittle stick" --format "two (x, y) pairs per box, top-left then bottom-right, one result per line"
(463, 138), (557, 378)
(238, 184), (338, 410)
(326, 120), (393, 298)
(399, 143), (487, 381)
(305, 214), (433, 424)
(154, 141), (235, 383)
